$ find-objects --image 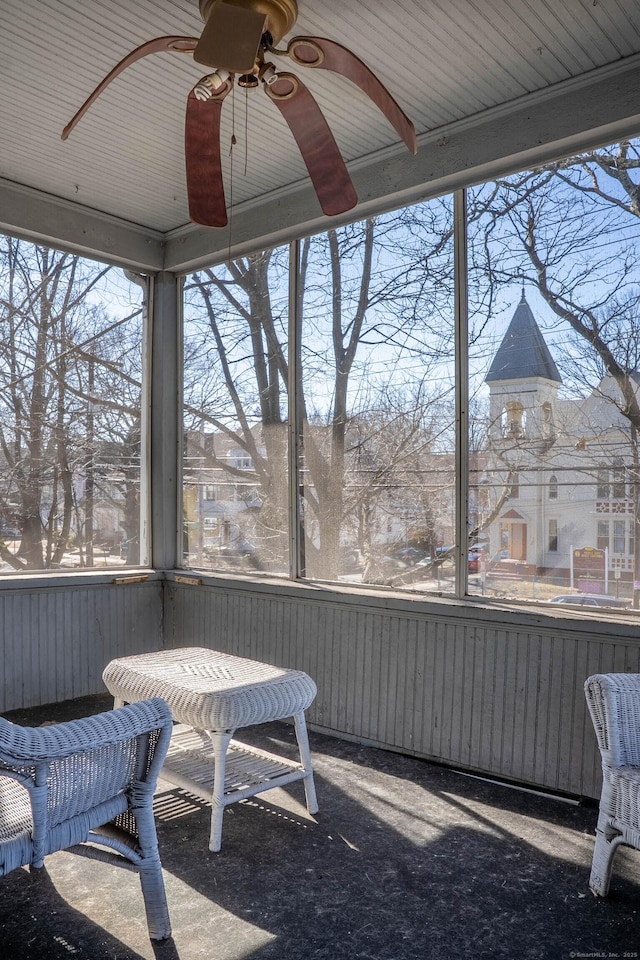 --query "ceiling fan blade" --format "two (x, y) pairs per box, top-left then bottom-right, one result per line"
(185, 83), (231, 228)
(194, 2), (267, 73)
(264, 72), (357, 218)
(61, 36), (198, 140)
(285, 37), (417, 155)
